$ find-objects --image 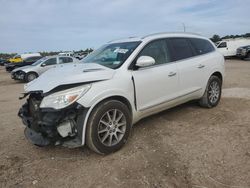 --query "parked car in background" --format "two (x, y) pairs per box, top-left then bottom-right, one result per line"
(11, 55), (78, 82)
(236, 45), (250, 60)
(7, 54), (23, 63)
(18, 32), (224, 154)
(0, 58), (7, 66)
(74, 53), (87, 60)
(58, 52), (74, 57)
(216, 38), (250, 57)
(5, 56), (42, 72)
(8, 53), (41, 63)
